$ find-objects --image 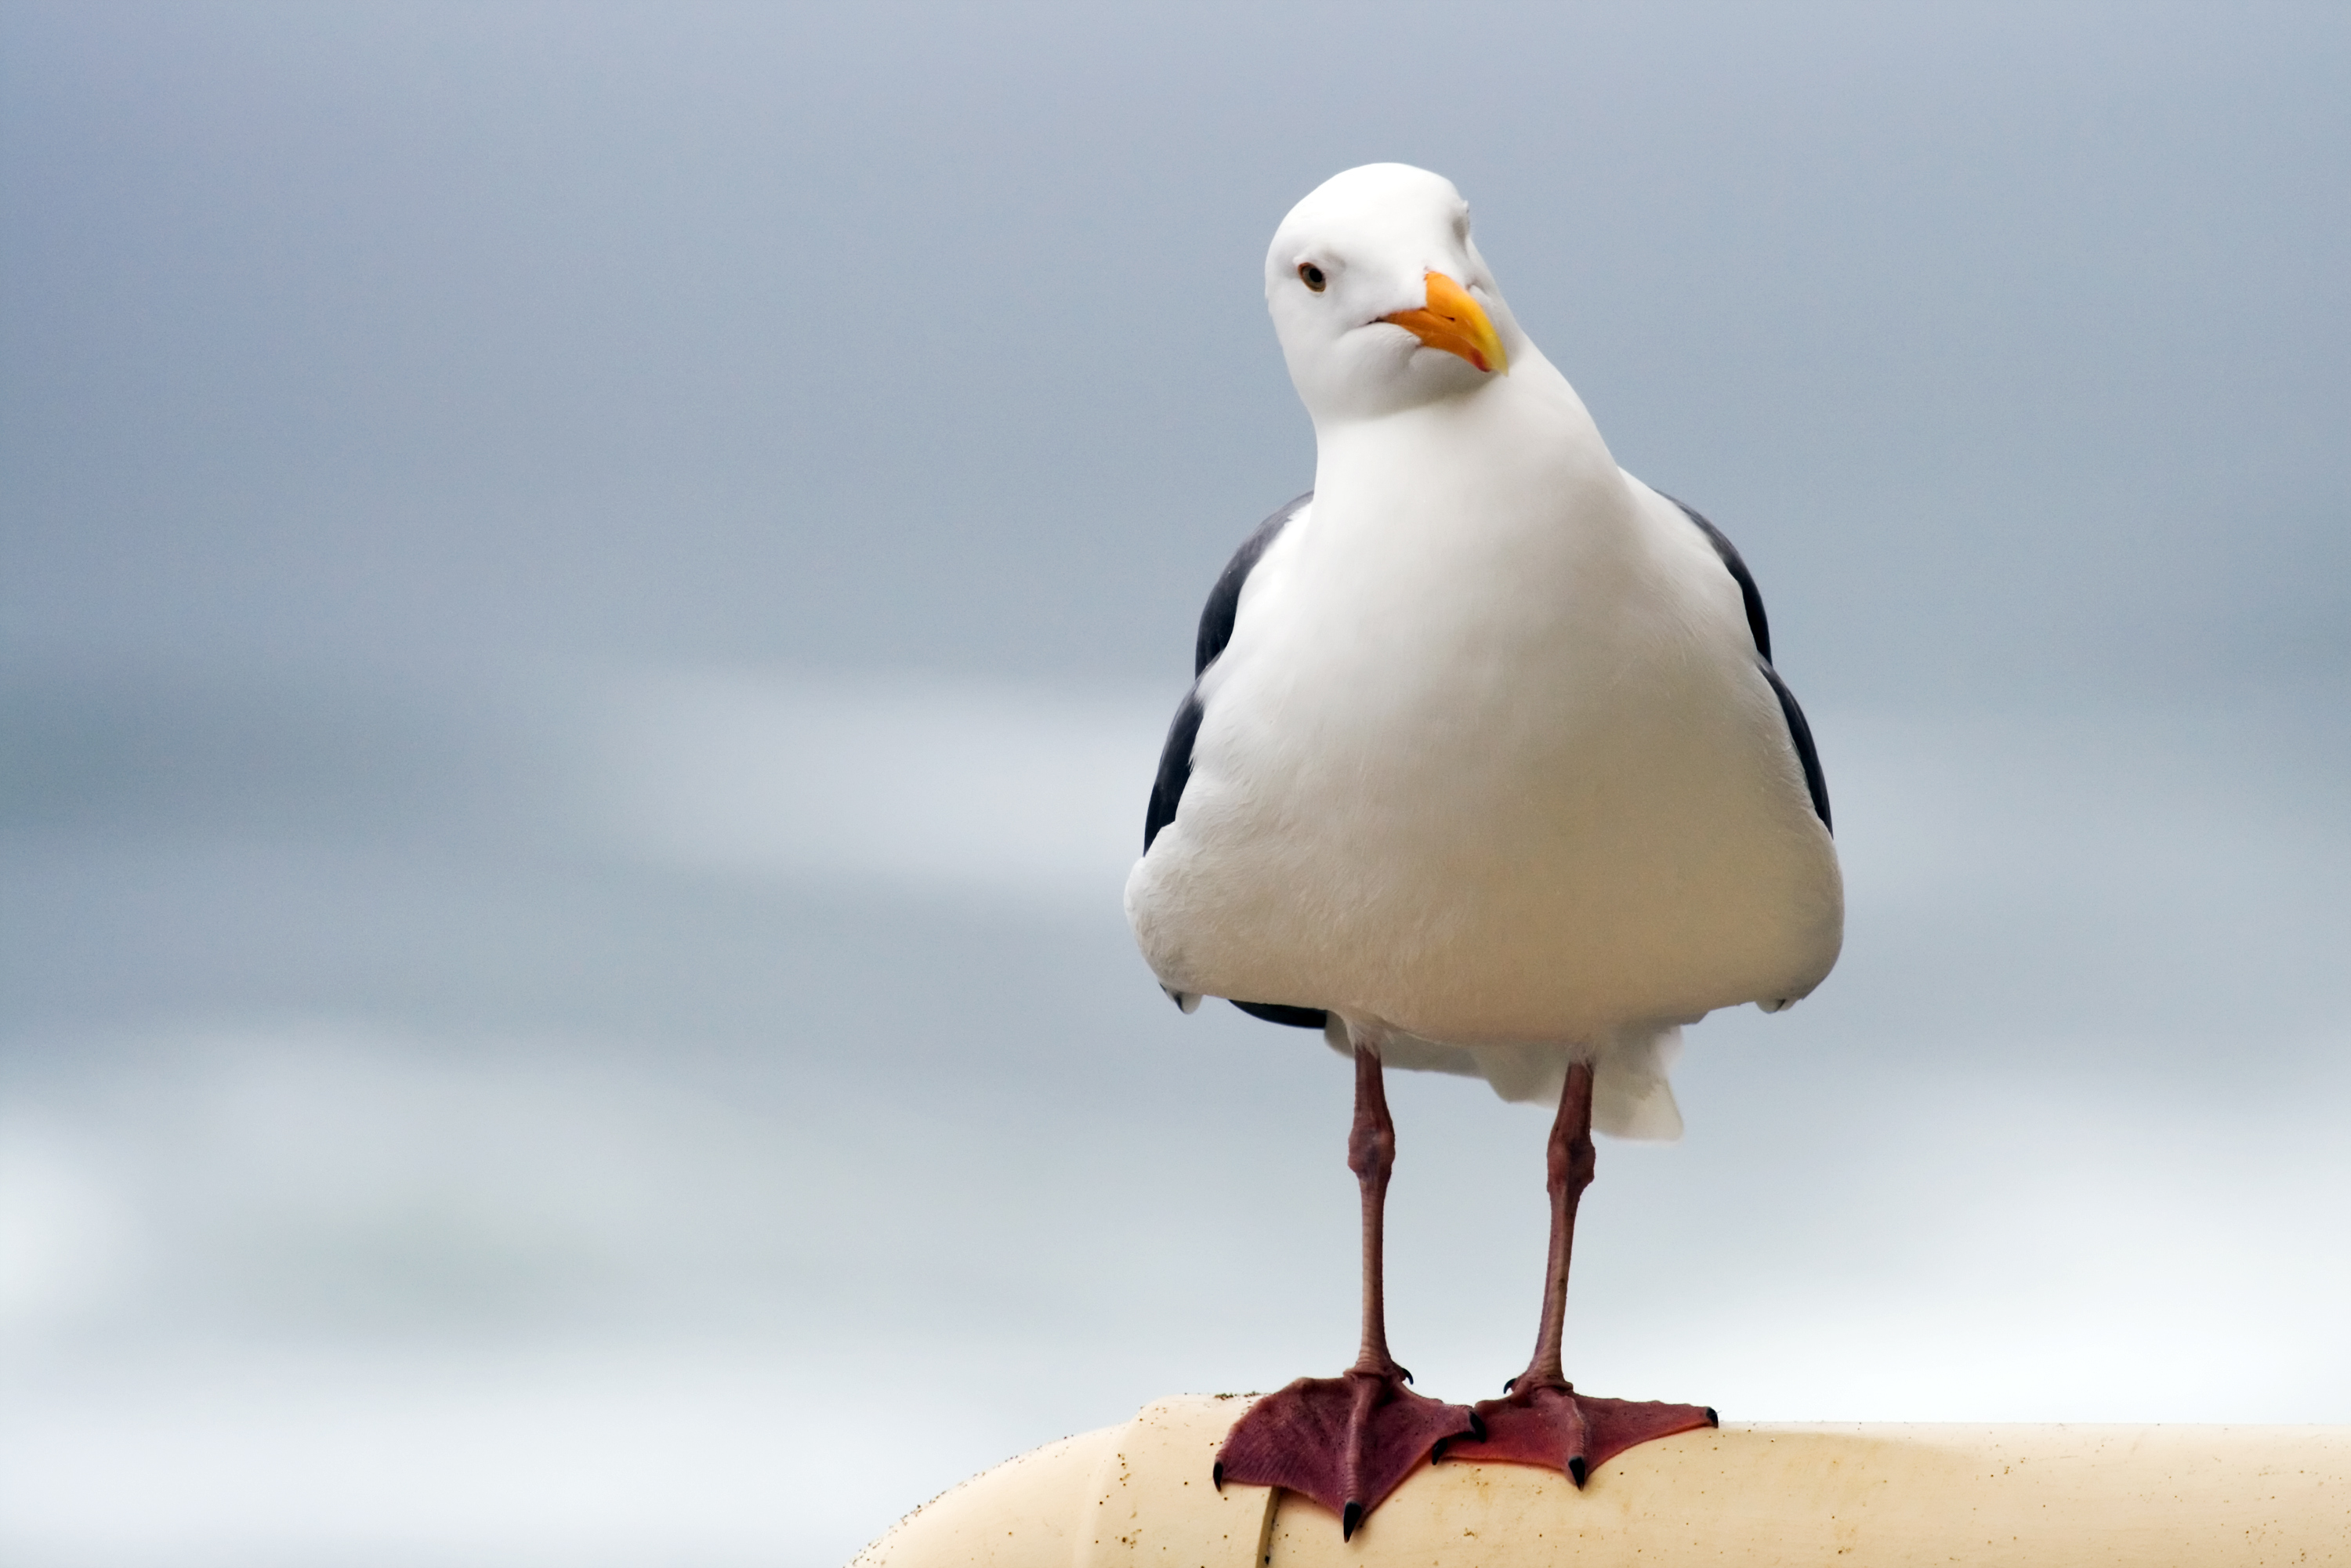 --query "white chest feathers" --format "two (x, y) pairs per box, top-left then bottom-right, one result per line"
(1125, 390), (1842, 1047)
